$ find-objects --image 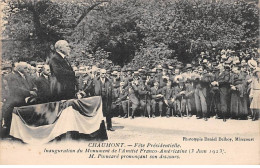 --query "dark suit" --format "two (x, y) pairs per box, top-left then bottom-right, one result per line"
(2, 71), (36, 136)
(93, 77), (113, 129)
(113, 86), (128, 116)
(48, 52), (76, 101)
(162, 86), (174, 116)
(35, 74), (51, 103)
(217, 70), (231, 120)
(151, 86), (163, 116)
